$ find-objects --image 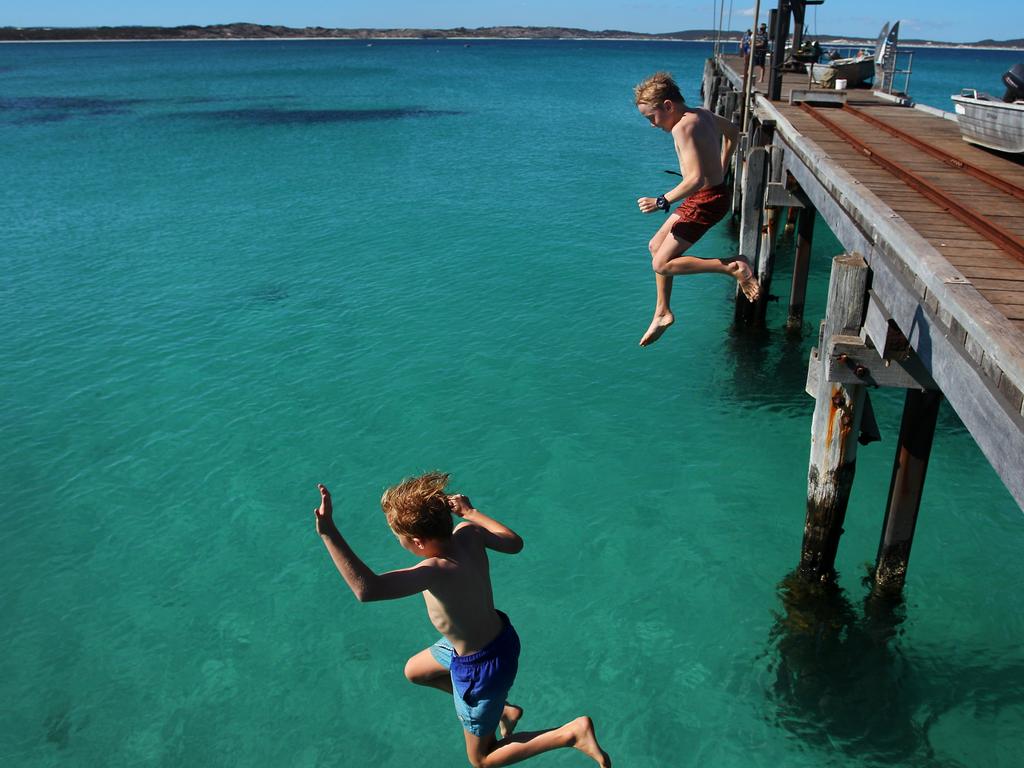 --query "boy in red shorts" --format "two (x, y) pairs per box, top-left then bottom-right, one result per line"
(634, 71), (760, 347)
